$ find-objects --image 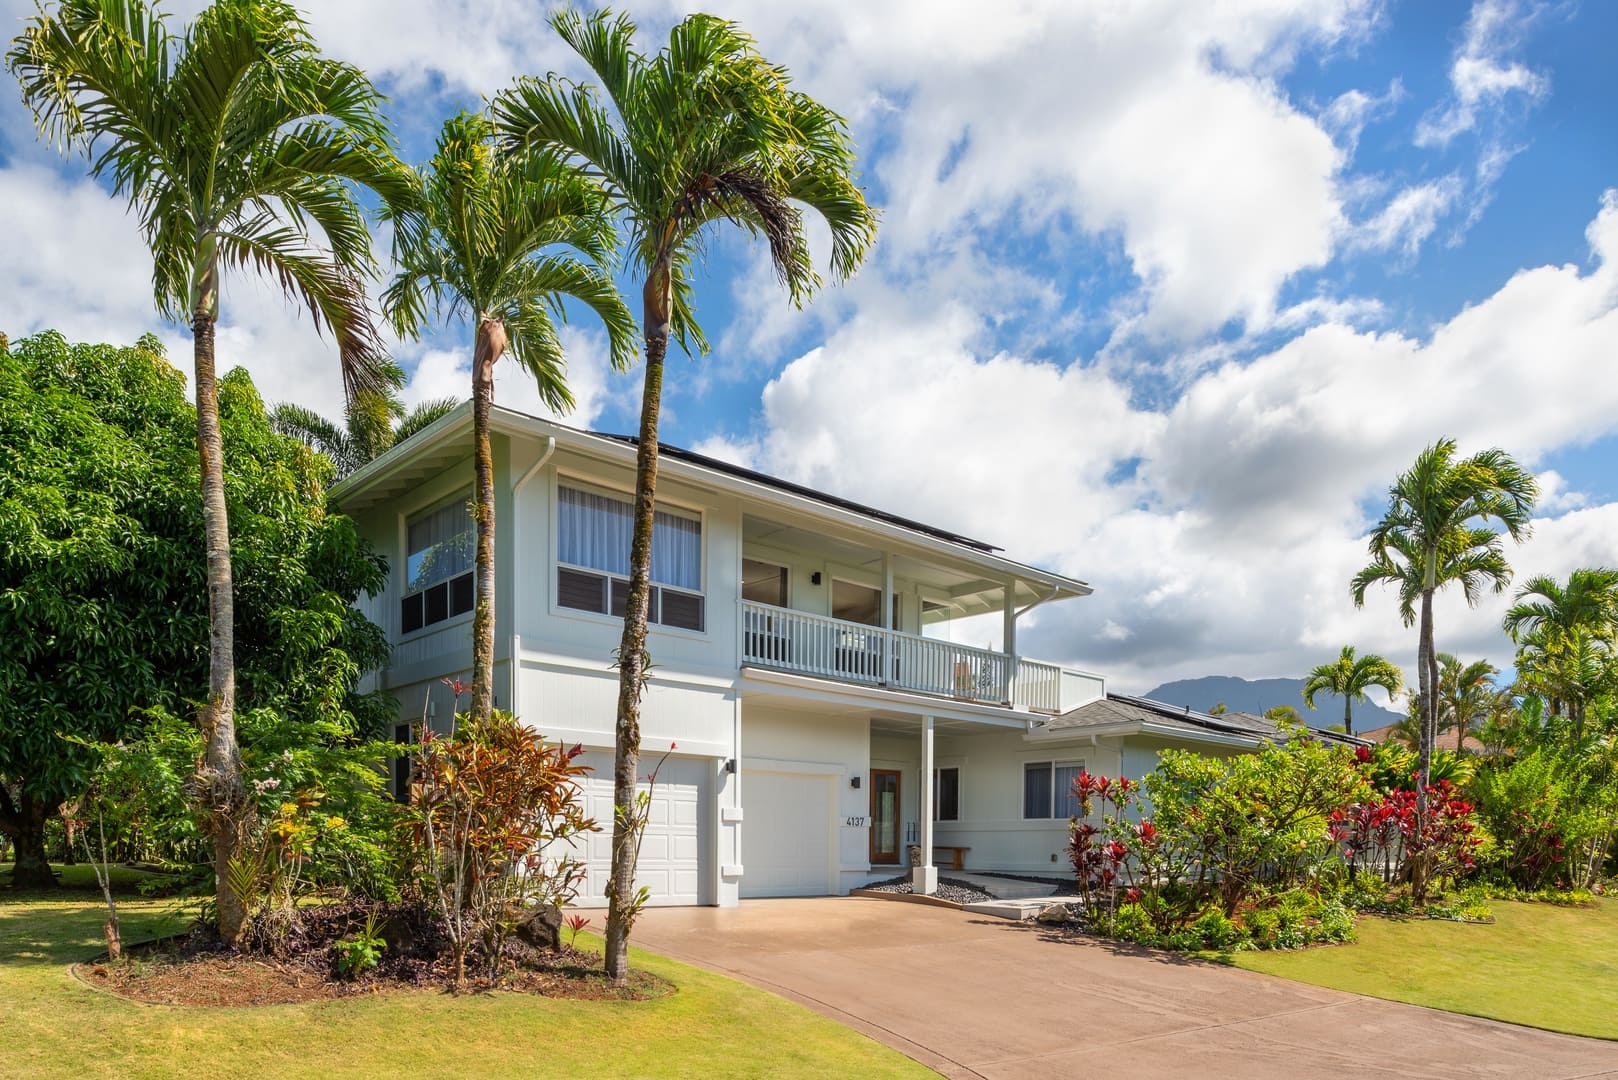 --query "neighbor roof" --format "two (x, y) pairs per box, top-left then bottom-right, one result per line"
(1036, 693), (1367, 748)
